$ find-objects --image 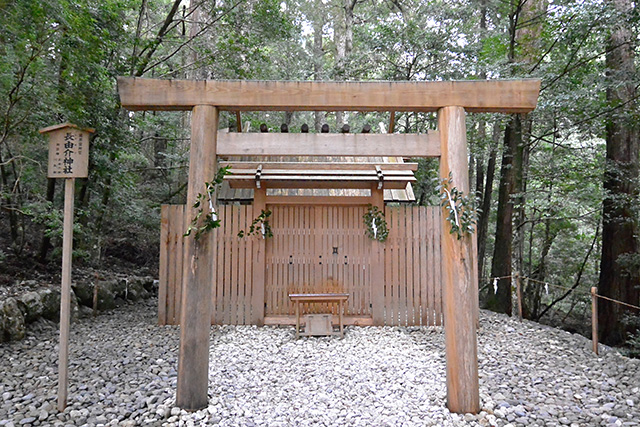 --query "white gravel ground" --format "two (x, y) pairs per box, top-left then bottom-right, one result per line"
(0, 298), (638, 427)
